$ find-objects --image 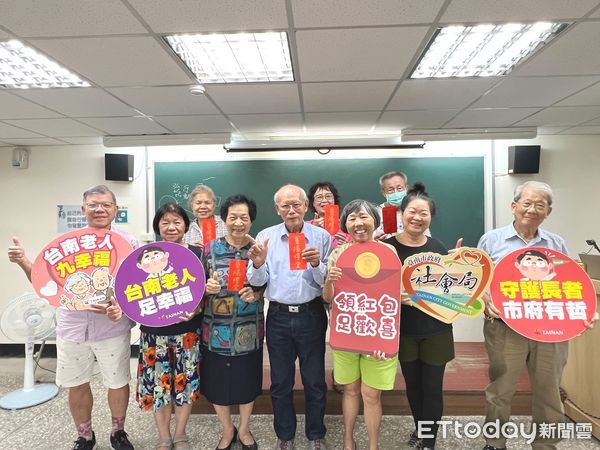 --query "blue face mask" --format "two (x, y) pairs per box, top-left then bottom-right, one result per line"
(386, 191), (406, 206)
